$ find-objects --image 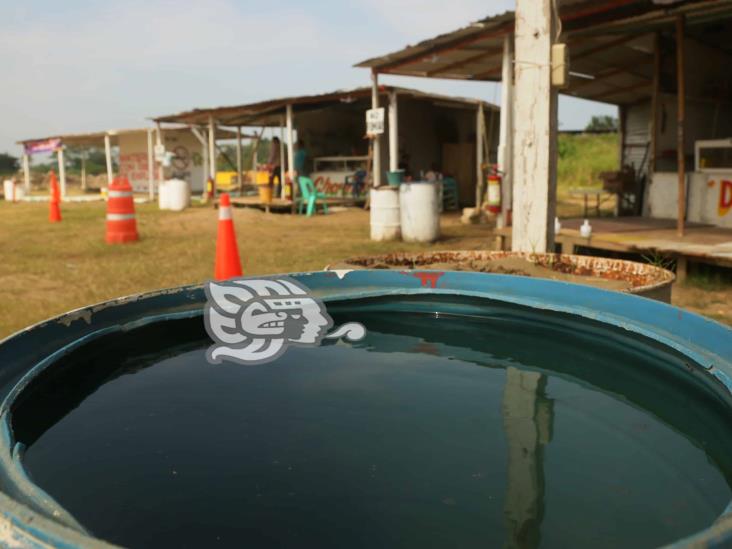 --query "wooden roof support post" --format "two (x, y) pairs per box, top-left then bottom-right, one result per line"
(104, 133), (114, 186)
(147, 129), (154, 200)
(371, 70), (382, 188)
(22, 153), (30, 194)
(650, 32), (660, 175)
(498, 33), (514, 227)
(236, 127), (243, 190)
(476, 103), (485, 209)
(286, 104), (295, 200)
(388, 91), (399, 173)
(57, 146), (67, 199)
(676, 15), (686, 237)
(512, 0), (558, 253)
